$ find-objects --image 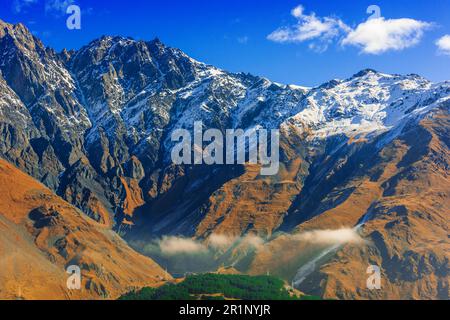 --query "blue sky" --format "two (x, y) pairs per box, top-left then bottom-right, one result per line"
(1, 0), (449, 86)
